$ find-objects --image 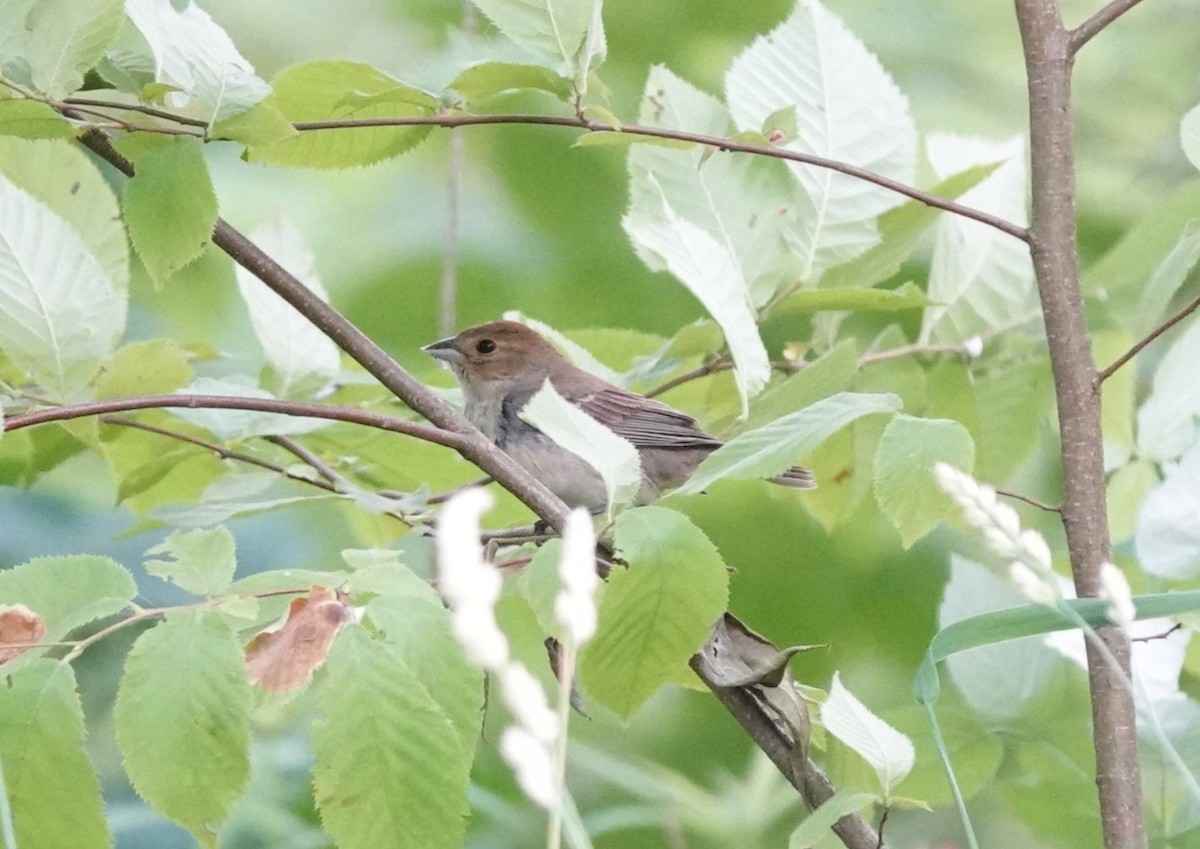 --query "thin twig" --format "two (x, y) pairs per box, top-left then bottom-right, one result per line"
(426, 476), (495, 505)
(859, 342), (967, 365)
(1097, 290), (1200, 383)
(103, 415), (339, 493)
(441, 126), (465, 337)
(56, 96), (1025, 241)
(287, 115), (1027, 241)
(265, 435), (343, 485)
(1132, 624), (1183, 644)
(58, 586), (313, 664)
(62, 96), (213, 127)
(996, 488), (1062, 513)
(102, 416), (415, 524)
(645, 360), (732, 398)
(5, 393), (467, 450)
(1070, 0), (1148, 53)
